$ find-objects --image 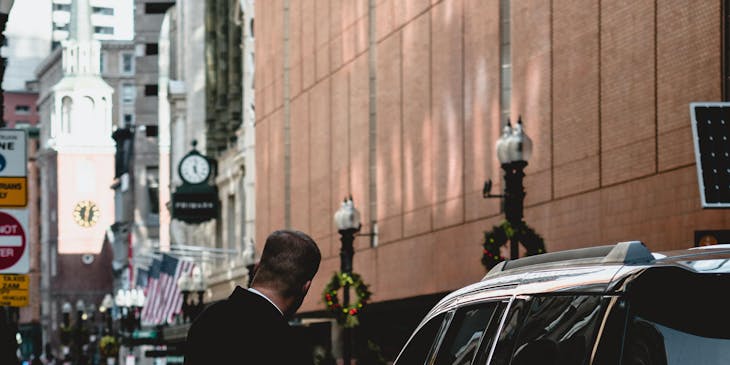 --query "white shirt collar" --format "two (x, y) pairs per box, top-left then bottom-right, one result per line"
(248, 287), (283, 316)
